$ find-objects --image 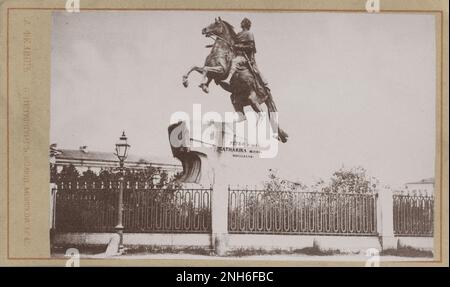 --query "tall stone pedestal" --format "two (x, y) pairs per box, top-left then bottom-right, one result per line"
(168, 121), (273, 255)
